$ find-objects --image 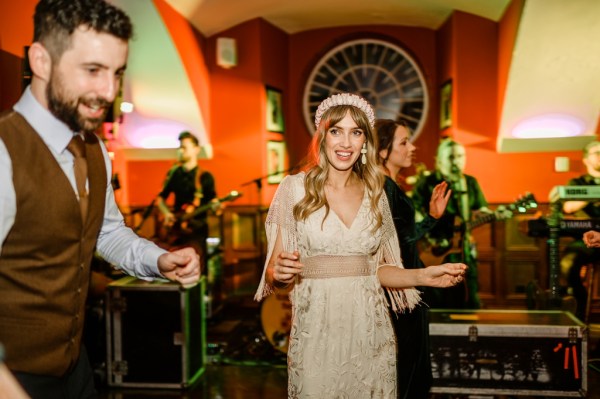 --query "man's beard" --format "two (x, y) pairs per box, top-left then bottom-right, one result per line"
(46, 72), (111, 134)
